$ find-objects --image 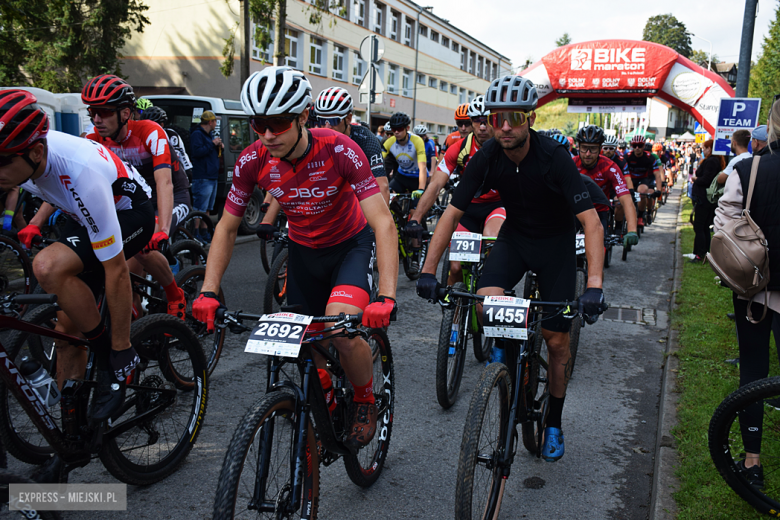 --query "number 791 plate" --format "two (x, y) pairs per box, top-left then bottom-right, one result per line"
(483, 296), (531, 340)
(245, 313), (313, 358)
(449, 231), (481, 262)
